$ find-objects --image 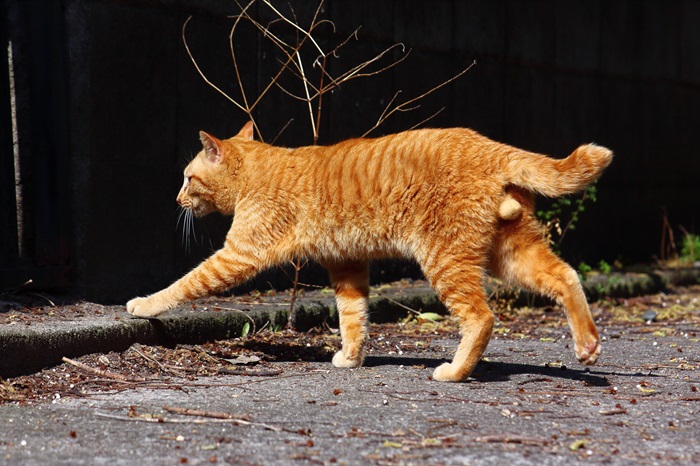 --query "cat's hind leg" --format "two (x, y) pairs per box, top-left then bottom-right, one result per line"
(419, 254), (495, 382)
(326, 260), (370, 368)
(490, 216), (601, 365)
